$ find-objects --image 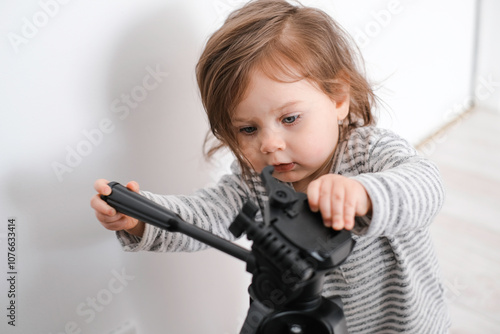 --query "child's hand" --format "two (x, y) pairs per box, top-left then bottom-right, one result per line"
(90, 179), (145, 237)
(307, 174), (372, 231)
